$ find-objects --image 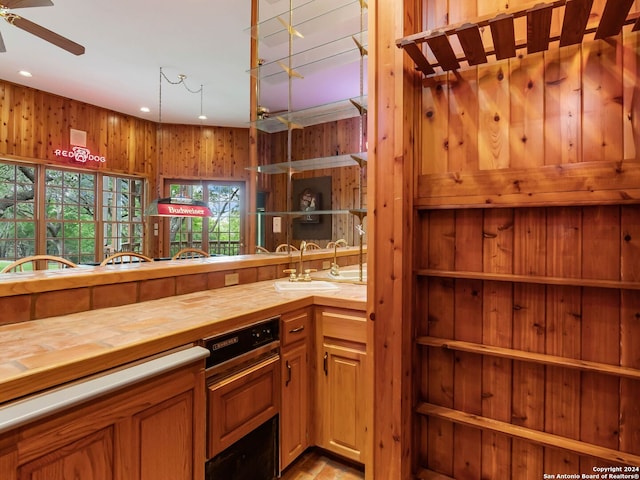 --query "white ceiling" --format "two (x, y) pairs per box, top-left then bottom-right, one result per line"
(0, 0), (254, 127)
(0, 0), (367, 129)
